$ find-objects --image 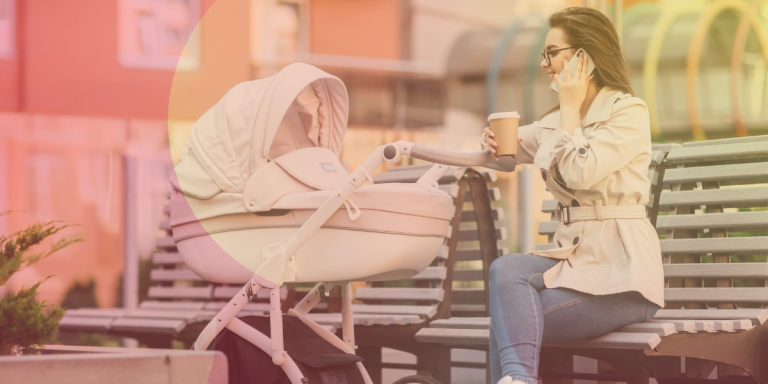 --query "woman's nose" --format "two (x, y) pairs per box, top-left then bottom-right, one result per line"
(540, 58), (548, 69)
